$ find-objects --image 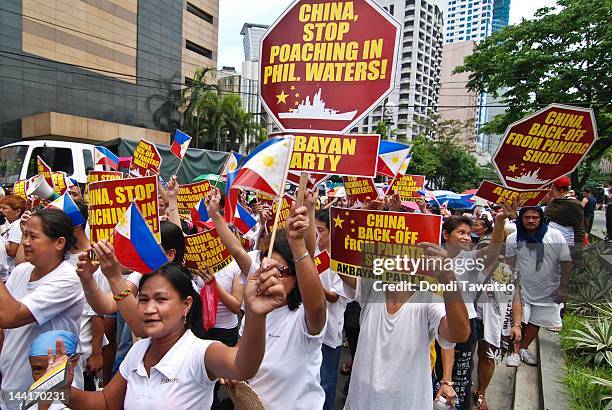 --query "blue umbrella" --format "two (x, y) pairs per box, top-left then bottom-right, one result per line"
(430, 190), (476, 209)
